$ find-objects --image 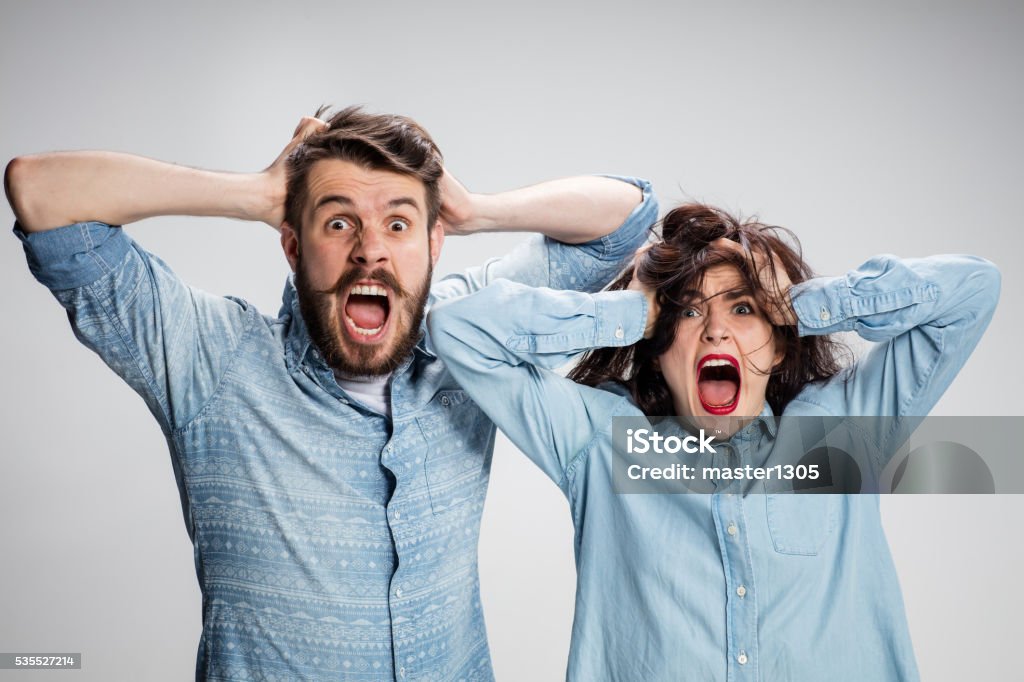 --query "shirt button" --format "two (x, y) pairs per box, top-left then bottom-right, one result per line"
(395, 587), (403, 598)
(440, 395), (450, 407)
(819, 307), (831, 321)
(727, 524), (738, 536)
(738, 652), (748, 665)
(399, 666), (406, 678)
(393, 510), (401, 521)
(736, 585), (747, 597)
(614, 325), (624, 339)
